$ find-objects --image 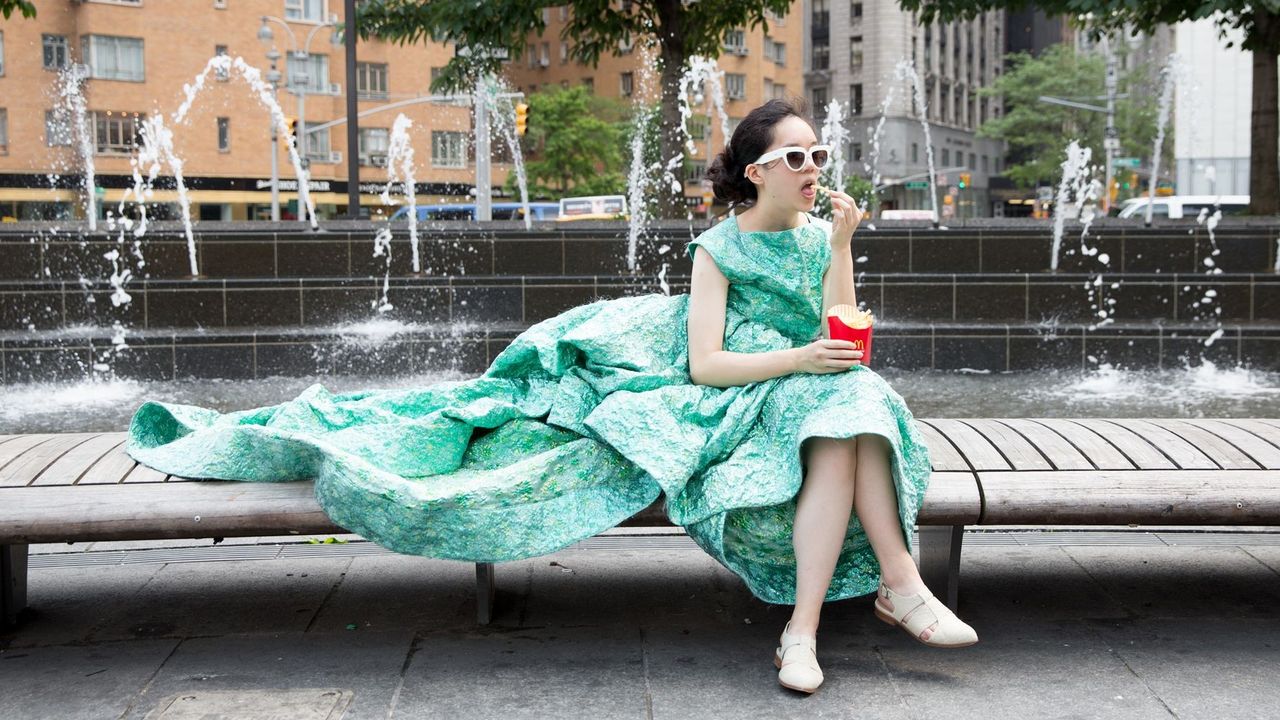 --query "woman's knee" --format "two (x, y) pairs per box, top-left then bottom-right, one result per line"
(804, 436), (858, 469)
